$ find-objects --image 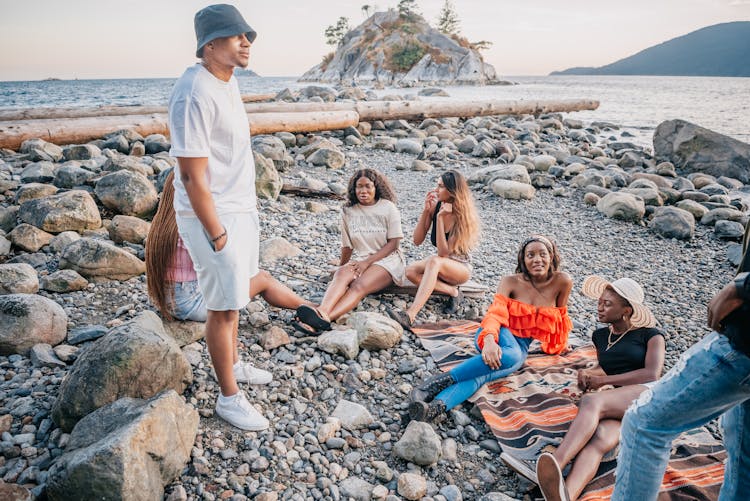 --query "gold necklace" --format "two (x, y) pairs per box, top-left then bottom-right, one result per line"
(606, 324), (634, 351)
